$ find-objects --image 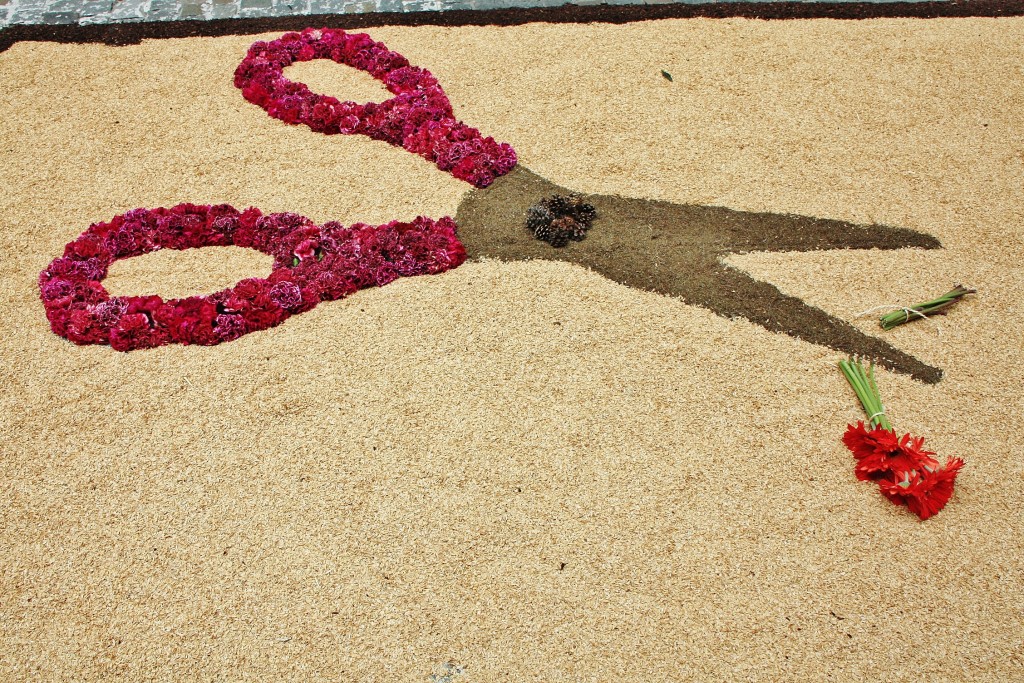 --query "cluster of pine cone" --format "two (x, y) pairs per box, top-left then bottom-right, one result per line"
(525, 194), (597, 248)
